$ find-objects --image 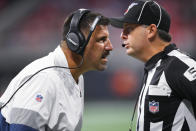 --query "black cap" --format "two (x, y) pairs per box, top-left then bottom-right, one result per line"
(110, 0), (171, 33)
